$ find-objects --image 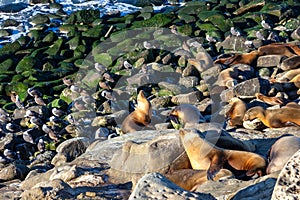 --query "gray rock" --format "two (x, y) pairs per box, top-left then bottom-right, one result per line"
(158, 81), (191, 95)
(272, 149), (300, 199)
(179, 76), (199, 88)
(21, 179), (75, 200)
(108, 132), (190, 184)
(220, 78), (271, 102)
(171, 91), (204, 104)
(291, 26), (300, 40)
(196, 174), (278, 199)
(0, 164), (29, 182)
(129, 173), (216, 200)
(51, 137), (90, 166)
(257, 55), (286, 67)
(218, 35), (249, 51)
